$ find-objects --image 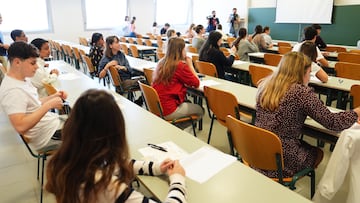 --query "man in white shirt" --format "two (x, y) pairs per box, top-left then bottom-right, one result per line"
(292, 26), (329, 67)
(0, 42), (67, 151)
